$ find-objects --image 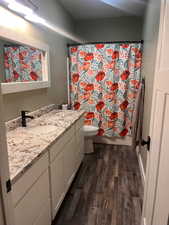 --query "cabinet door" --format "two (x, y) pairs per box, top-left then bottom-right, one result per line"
(50, 151), (64, 219)
(14, 170), (51, 225)
(33, 198), (51, 225)
(76, 127), (84, 169)
(63, 137), (76, 189)
(12, 152), (48, 206)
